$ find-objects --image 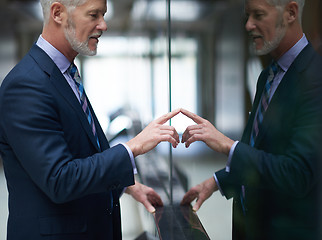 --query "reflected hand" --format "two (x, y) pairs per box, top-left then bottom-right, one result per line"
(126, 109), (180, 157)
(180, 177), (218, 211)
(180, 108), (234, 155)
(125, 180), (163, 213)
